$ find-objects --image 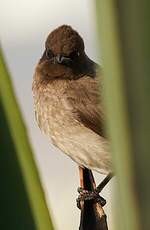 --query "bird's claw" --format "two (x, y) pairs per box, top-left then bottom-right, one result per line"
(76, 187), (106, 209)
